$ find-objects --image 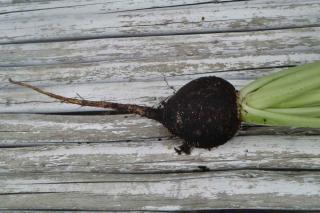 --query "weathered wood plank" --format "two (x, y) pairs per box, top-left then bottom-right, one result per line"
(0, 0), (319, 43)
(0, 74), (268, 113)
(0, 171), (320, 210)
(3, 27), (320, 68)
(1, 27), (319, 72)
(0, 129), (319, 173)
(1, 113), (320, 146)
(0, 75), (311, 113)
(1, 68), (319, 113)
(0, 0), (239, 14)
(0, 28), (318, 110)
(1, 75), (187, 113)
(1, 28), (319, 112)
(1, 27), (319, 112)
(0, 114), (170, 145)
